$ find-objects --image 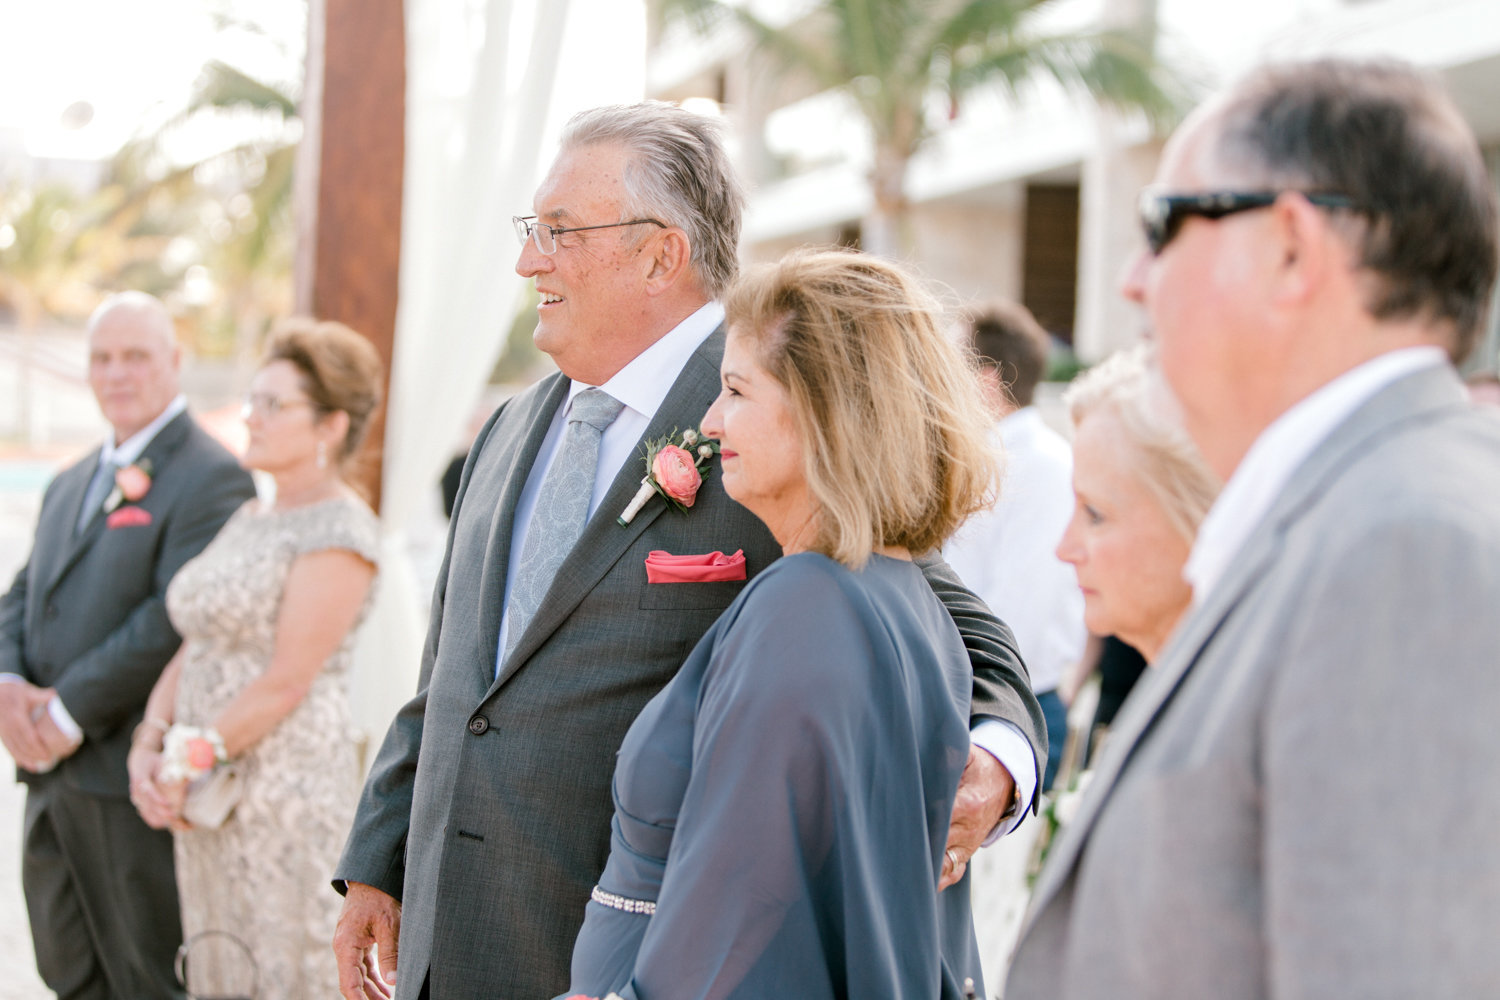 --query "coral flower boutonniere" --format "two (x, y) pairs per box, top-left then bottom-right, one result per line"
(618, 427), (720, 526)
(104, 459), (154, 513)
